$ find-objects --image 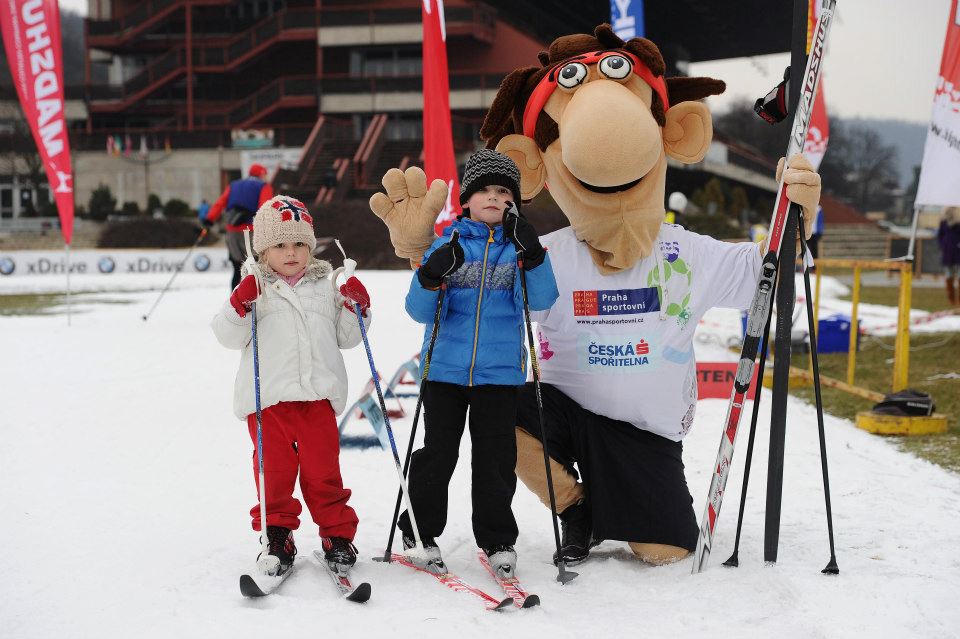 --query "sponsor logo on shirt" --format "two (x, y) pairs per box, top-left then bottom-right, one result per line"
(572, 287), (660, 316)
(577, 334), (659, 372)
